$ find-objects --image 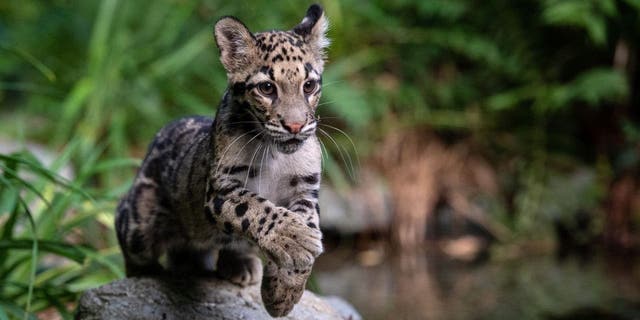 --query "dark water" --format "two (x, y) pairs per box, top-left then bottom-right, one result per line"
(313, 246), (640, 320)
